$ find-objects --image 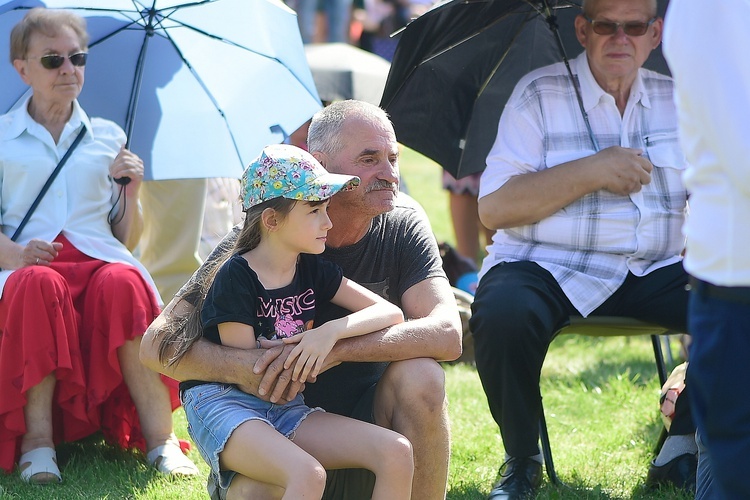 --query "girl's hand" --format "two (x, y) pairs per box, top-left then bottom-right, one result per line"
(282, 330), (337, 382)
